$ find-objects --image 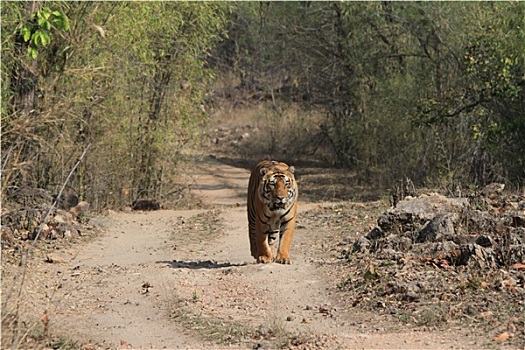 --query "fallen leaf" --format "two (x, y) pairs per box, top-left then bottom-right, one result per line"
(510, 262), (525, 270)
(41, 310), (49, 334)
(432, 258), (454, 270)
(363, 265), (379, 280)
(493, 331), (510, 342)
(92, 24), (106, 38)
(498, 277), (517, 290)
